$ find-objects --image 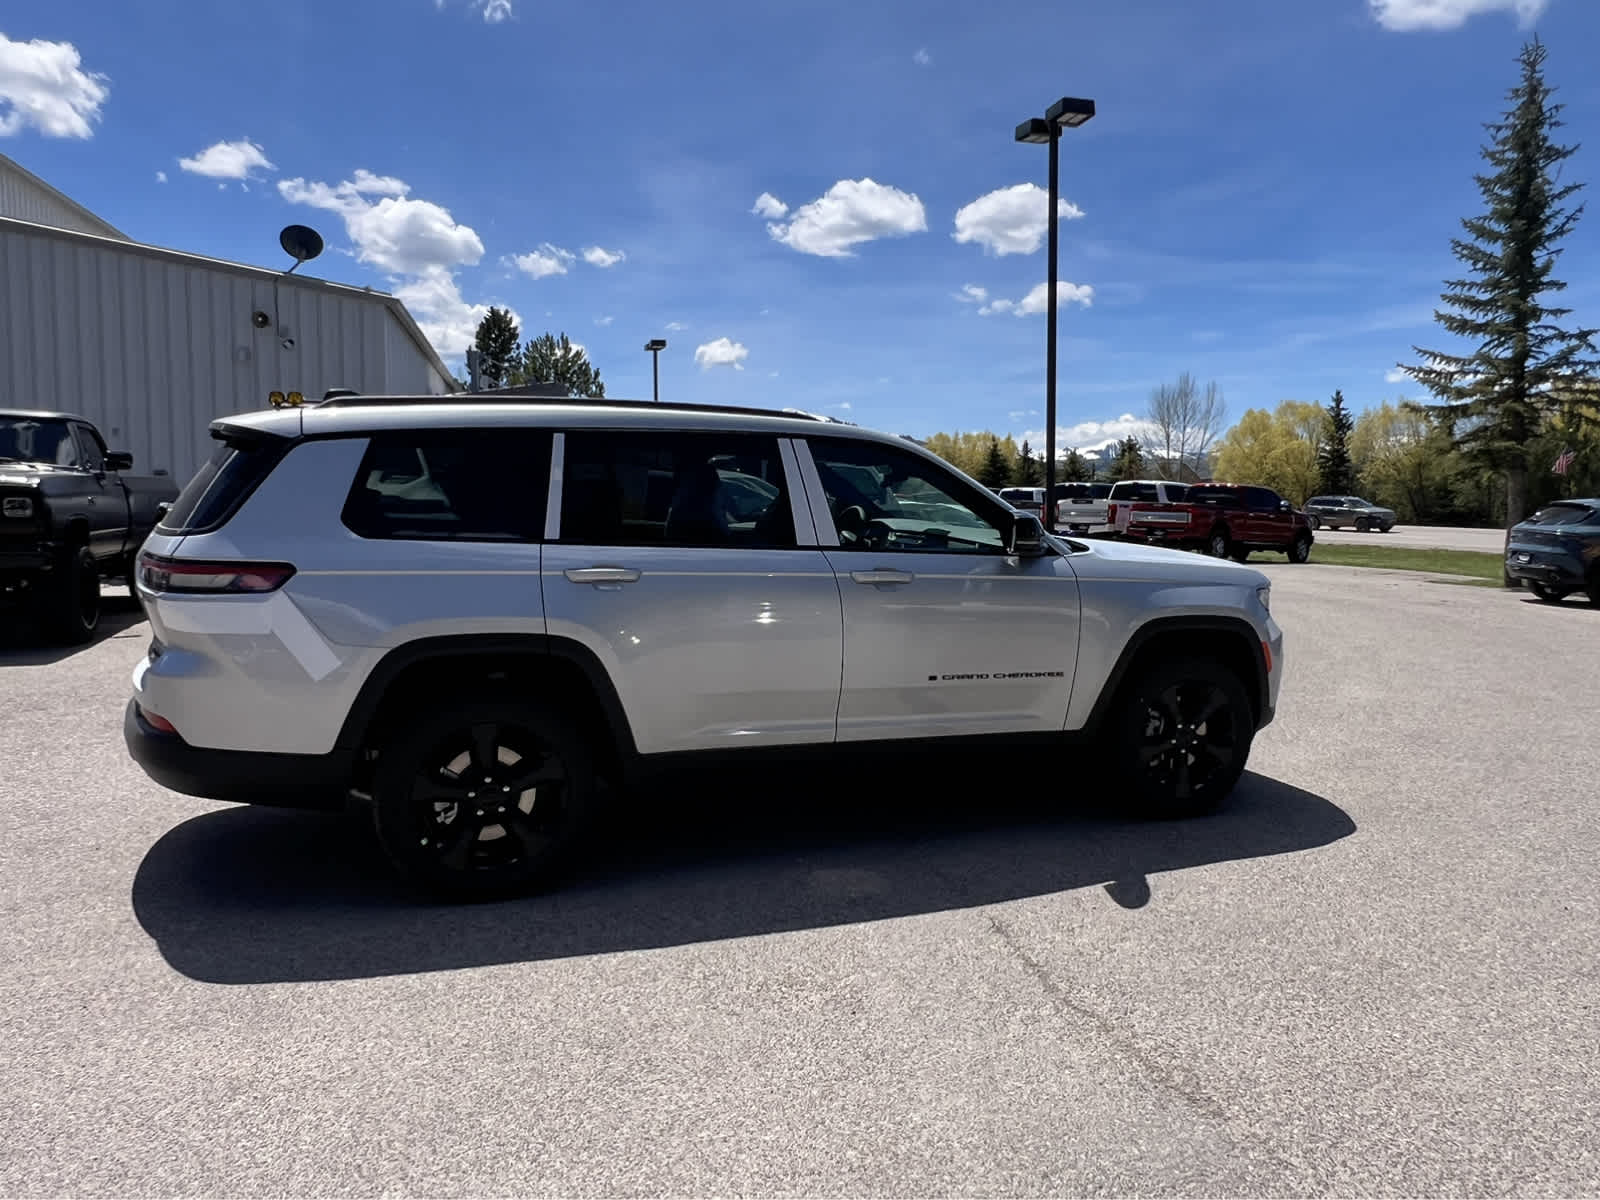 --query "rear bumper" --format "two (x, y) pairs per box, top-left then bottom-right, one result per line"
(1505, 549), (1585, 588)
(123, 699), (353, 810)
